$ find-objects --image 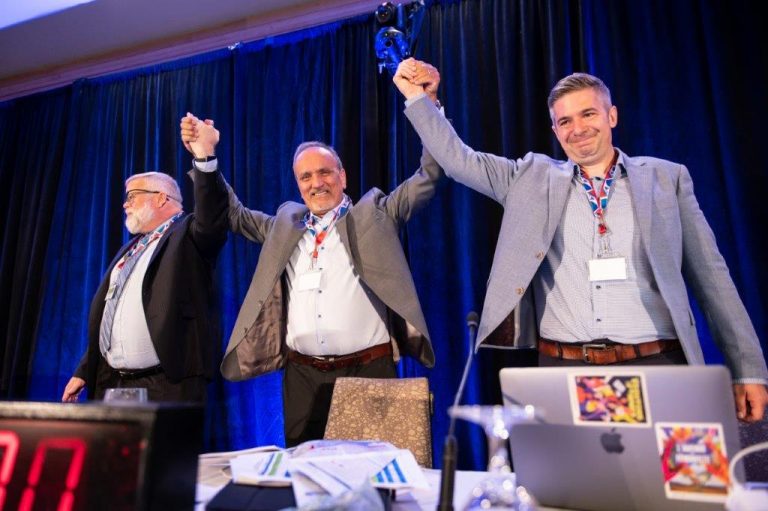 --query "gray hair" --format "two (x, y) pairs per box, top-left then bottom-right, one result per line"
(292, 141), (343, 169)
(126, 171), (183, 204)
(547, 73), (612, 121)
